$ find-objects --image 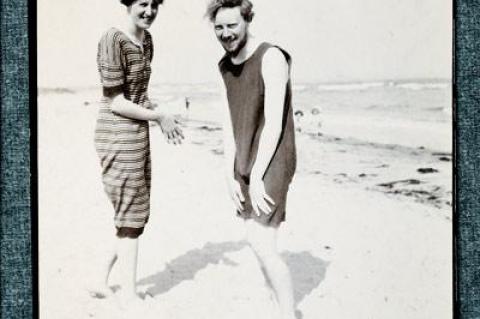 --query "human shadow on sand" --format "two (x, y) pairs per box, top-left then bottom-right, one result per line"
(281, 251), (329, 306)
(137, 241), (328, 310)
(137, 241), (247, 296)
